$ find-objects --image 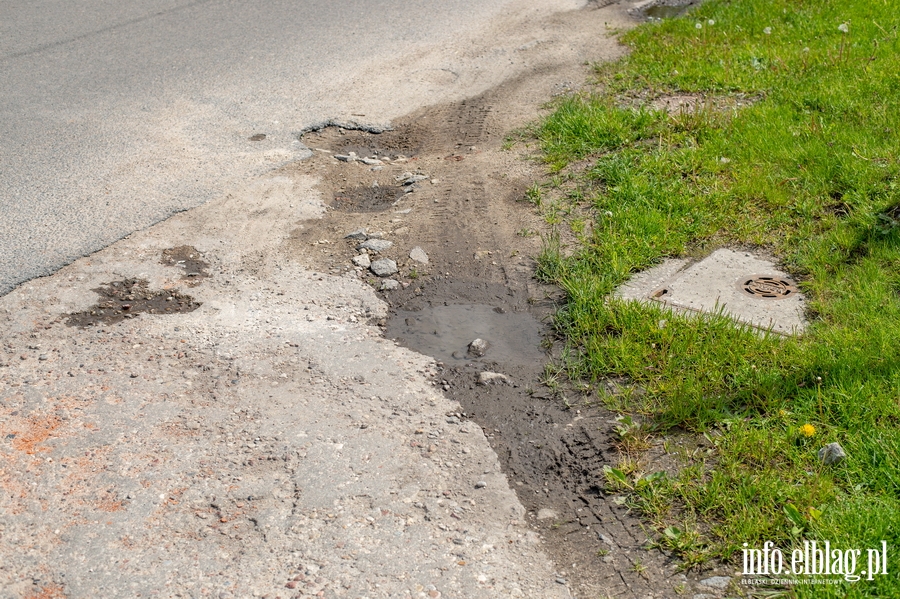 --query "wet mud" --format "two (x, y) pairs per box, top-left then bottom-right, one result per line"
(161, 245), (210, 285)
(331, 185), (406, 212)
(285, 76), (729, 597)
(65, 279), (201, 328)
